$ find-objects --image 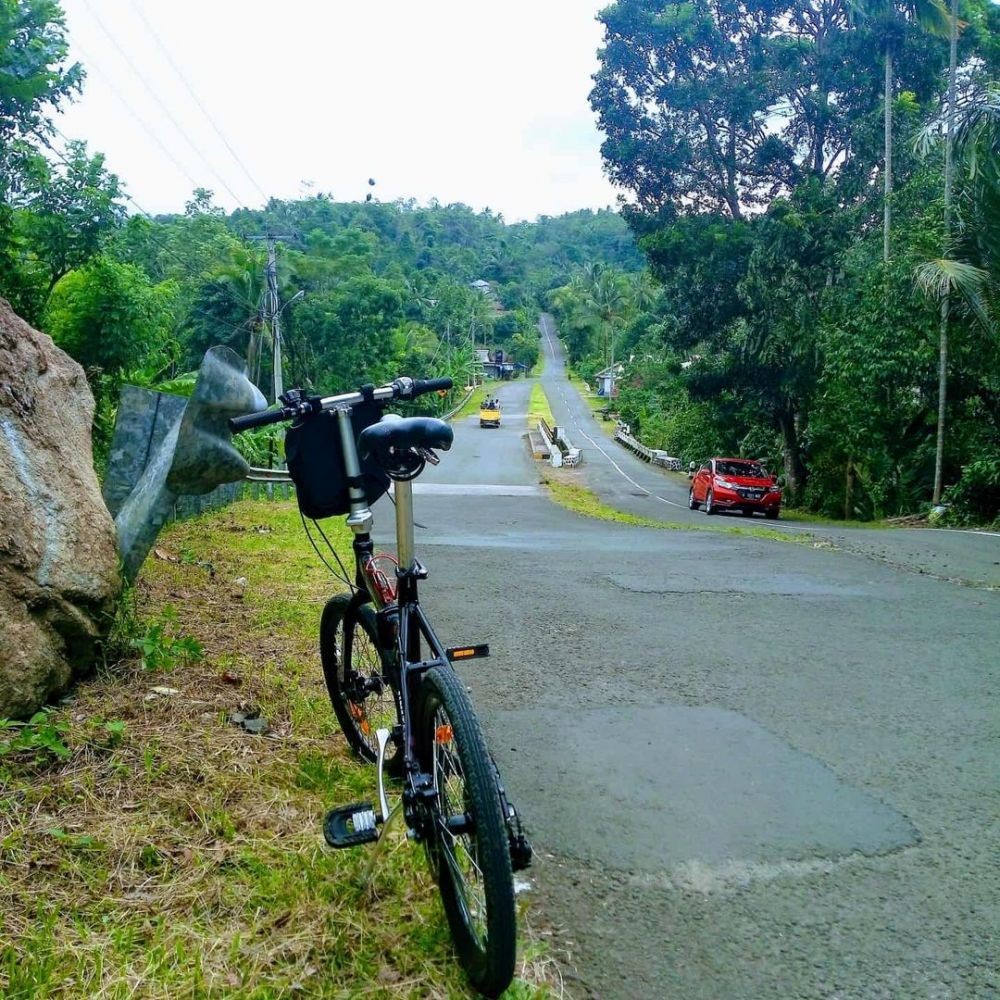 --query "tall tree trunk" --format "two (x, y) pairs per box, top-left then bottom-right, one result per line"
(883, 47), (893, 263)
(778, 411), (808, 502)
(933, 0), (959, 504)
